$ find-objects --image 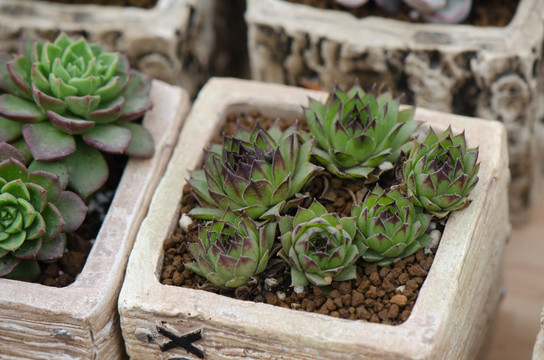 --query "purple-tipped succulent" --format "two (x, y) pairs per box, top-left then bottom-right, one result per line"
(303, 82), (419, 181)
(402, 126), (479, 218)
(0, 142), (87, 282)
(336, 0), (472, 23)
(278, 200), (363, 287)
(0, 33), (154, 198)
(188, 120), (323, 220)
(185, 209), (277, 288)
